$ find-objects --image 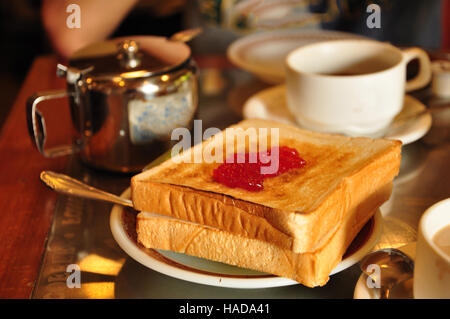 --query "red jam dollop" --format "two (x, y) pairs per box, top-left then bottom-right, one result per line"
(212, 146), (306, 191)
